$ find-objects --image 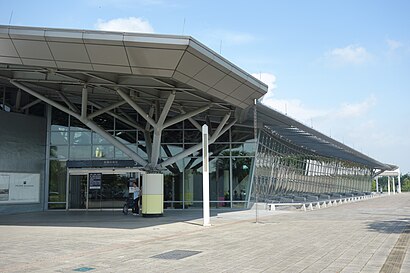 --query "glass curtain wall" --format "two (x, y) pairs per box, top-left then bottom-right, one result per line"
(48, 107), (255, 209)
(250, 128), (373, 203)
